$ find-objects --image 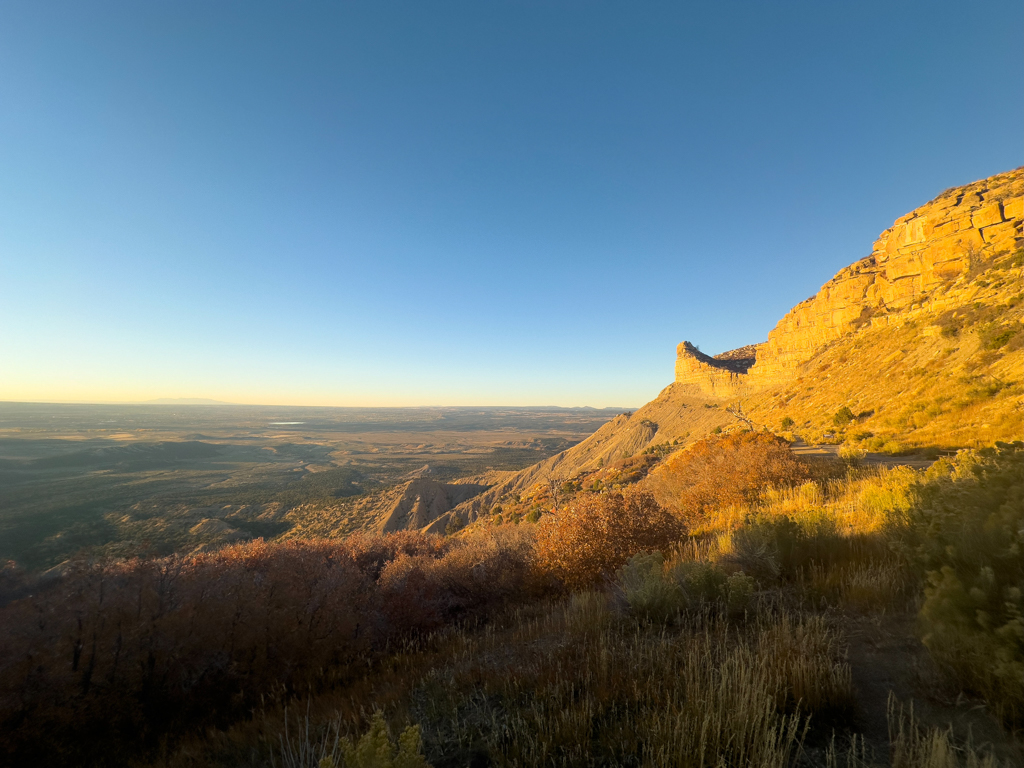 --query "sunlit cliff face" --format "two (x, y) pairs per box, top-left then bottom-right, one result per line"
(674, 168), (1024, 399)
